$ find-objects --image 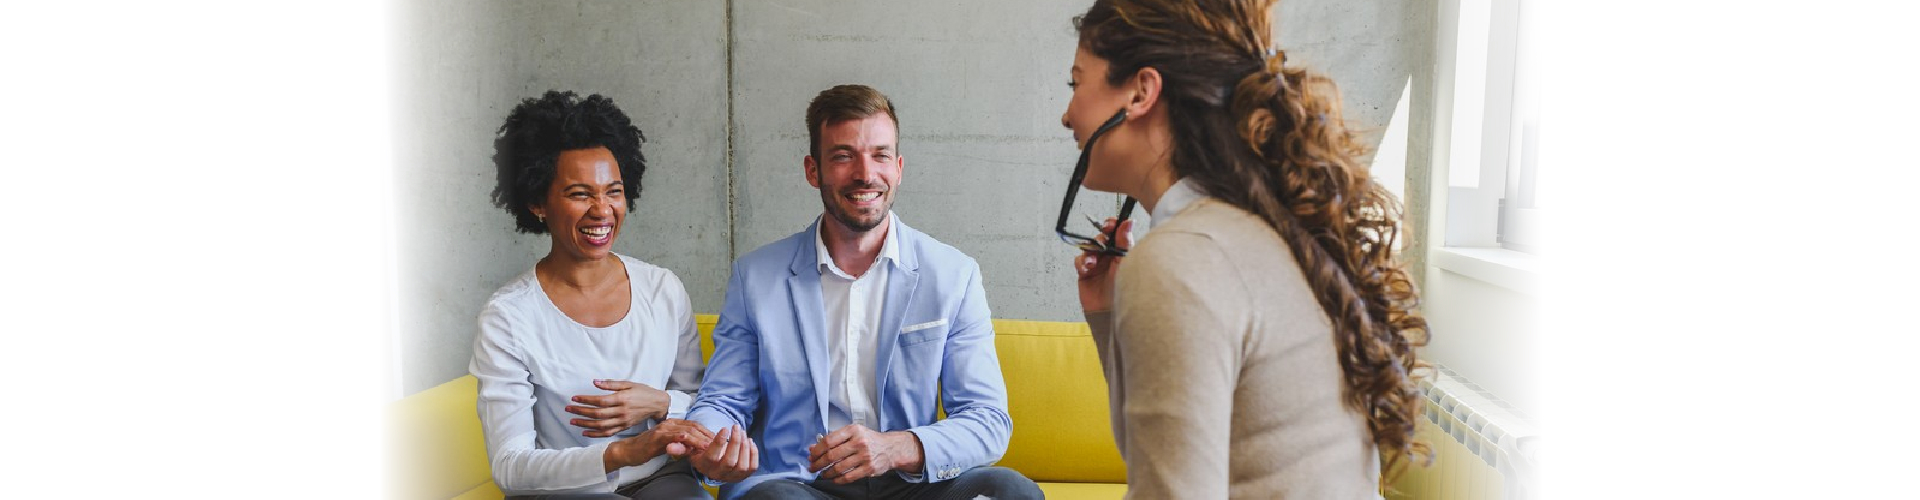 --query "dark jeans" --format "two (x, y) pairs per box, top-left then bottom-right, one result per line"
(506, 459), (709, 500)
(737, 466), (1041, 500)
